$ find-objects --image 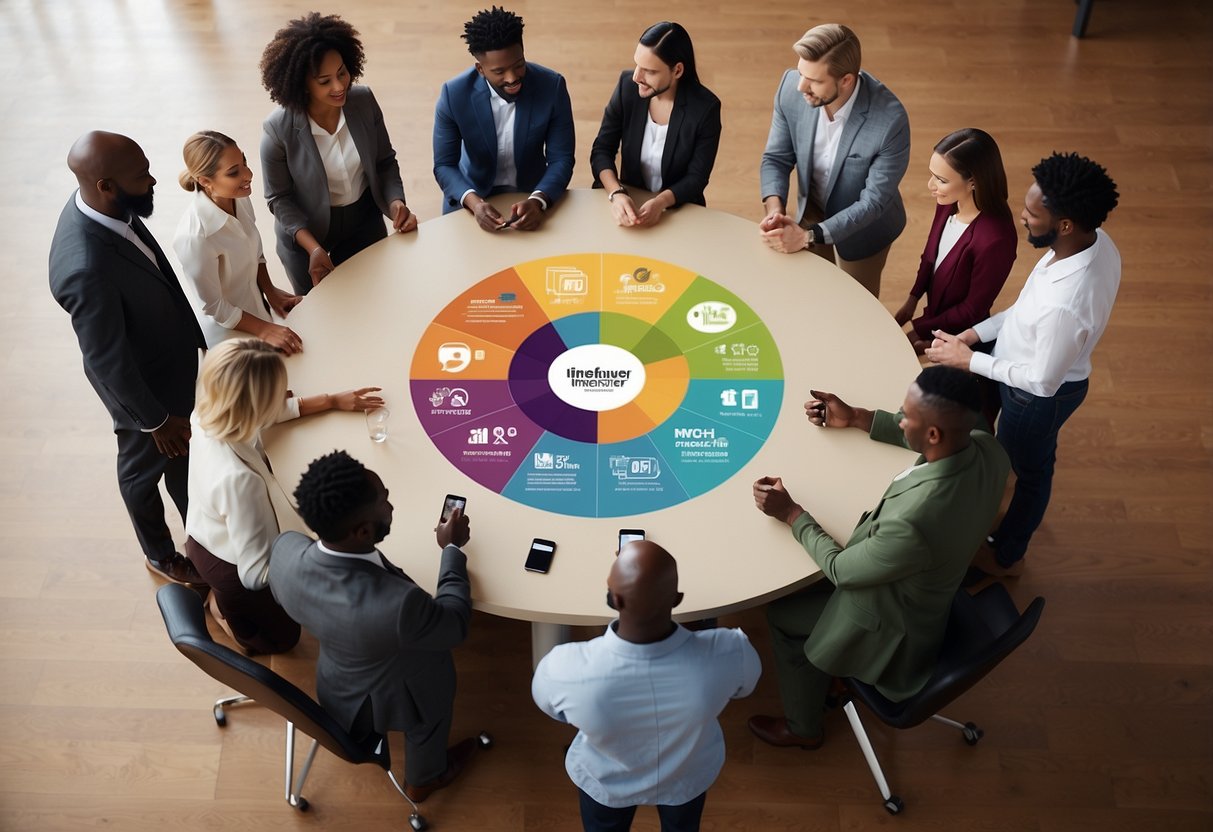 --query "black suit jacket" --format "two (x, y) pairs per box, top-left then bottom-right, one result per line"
(590, 71), (722, 207)
(49, 195), (204, 431)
